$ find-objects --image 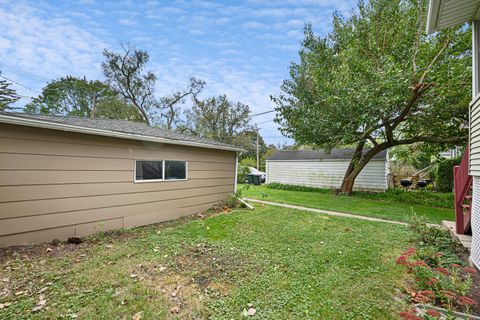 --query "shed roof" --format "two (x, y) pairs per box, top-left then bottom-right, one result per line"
(0, 112), (243, 152)
(426, 0), (480, 33)
(267, 149), (388, 161)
